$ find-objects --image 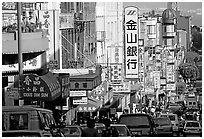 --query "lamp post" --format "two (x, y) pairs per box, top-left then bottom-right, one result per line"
(17, 2), (24, 106)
